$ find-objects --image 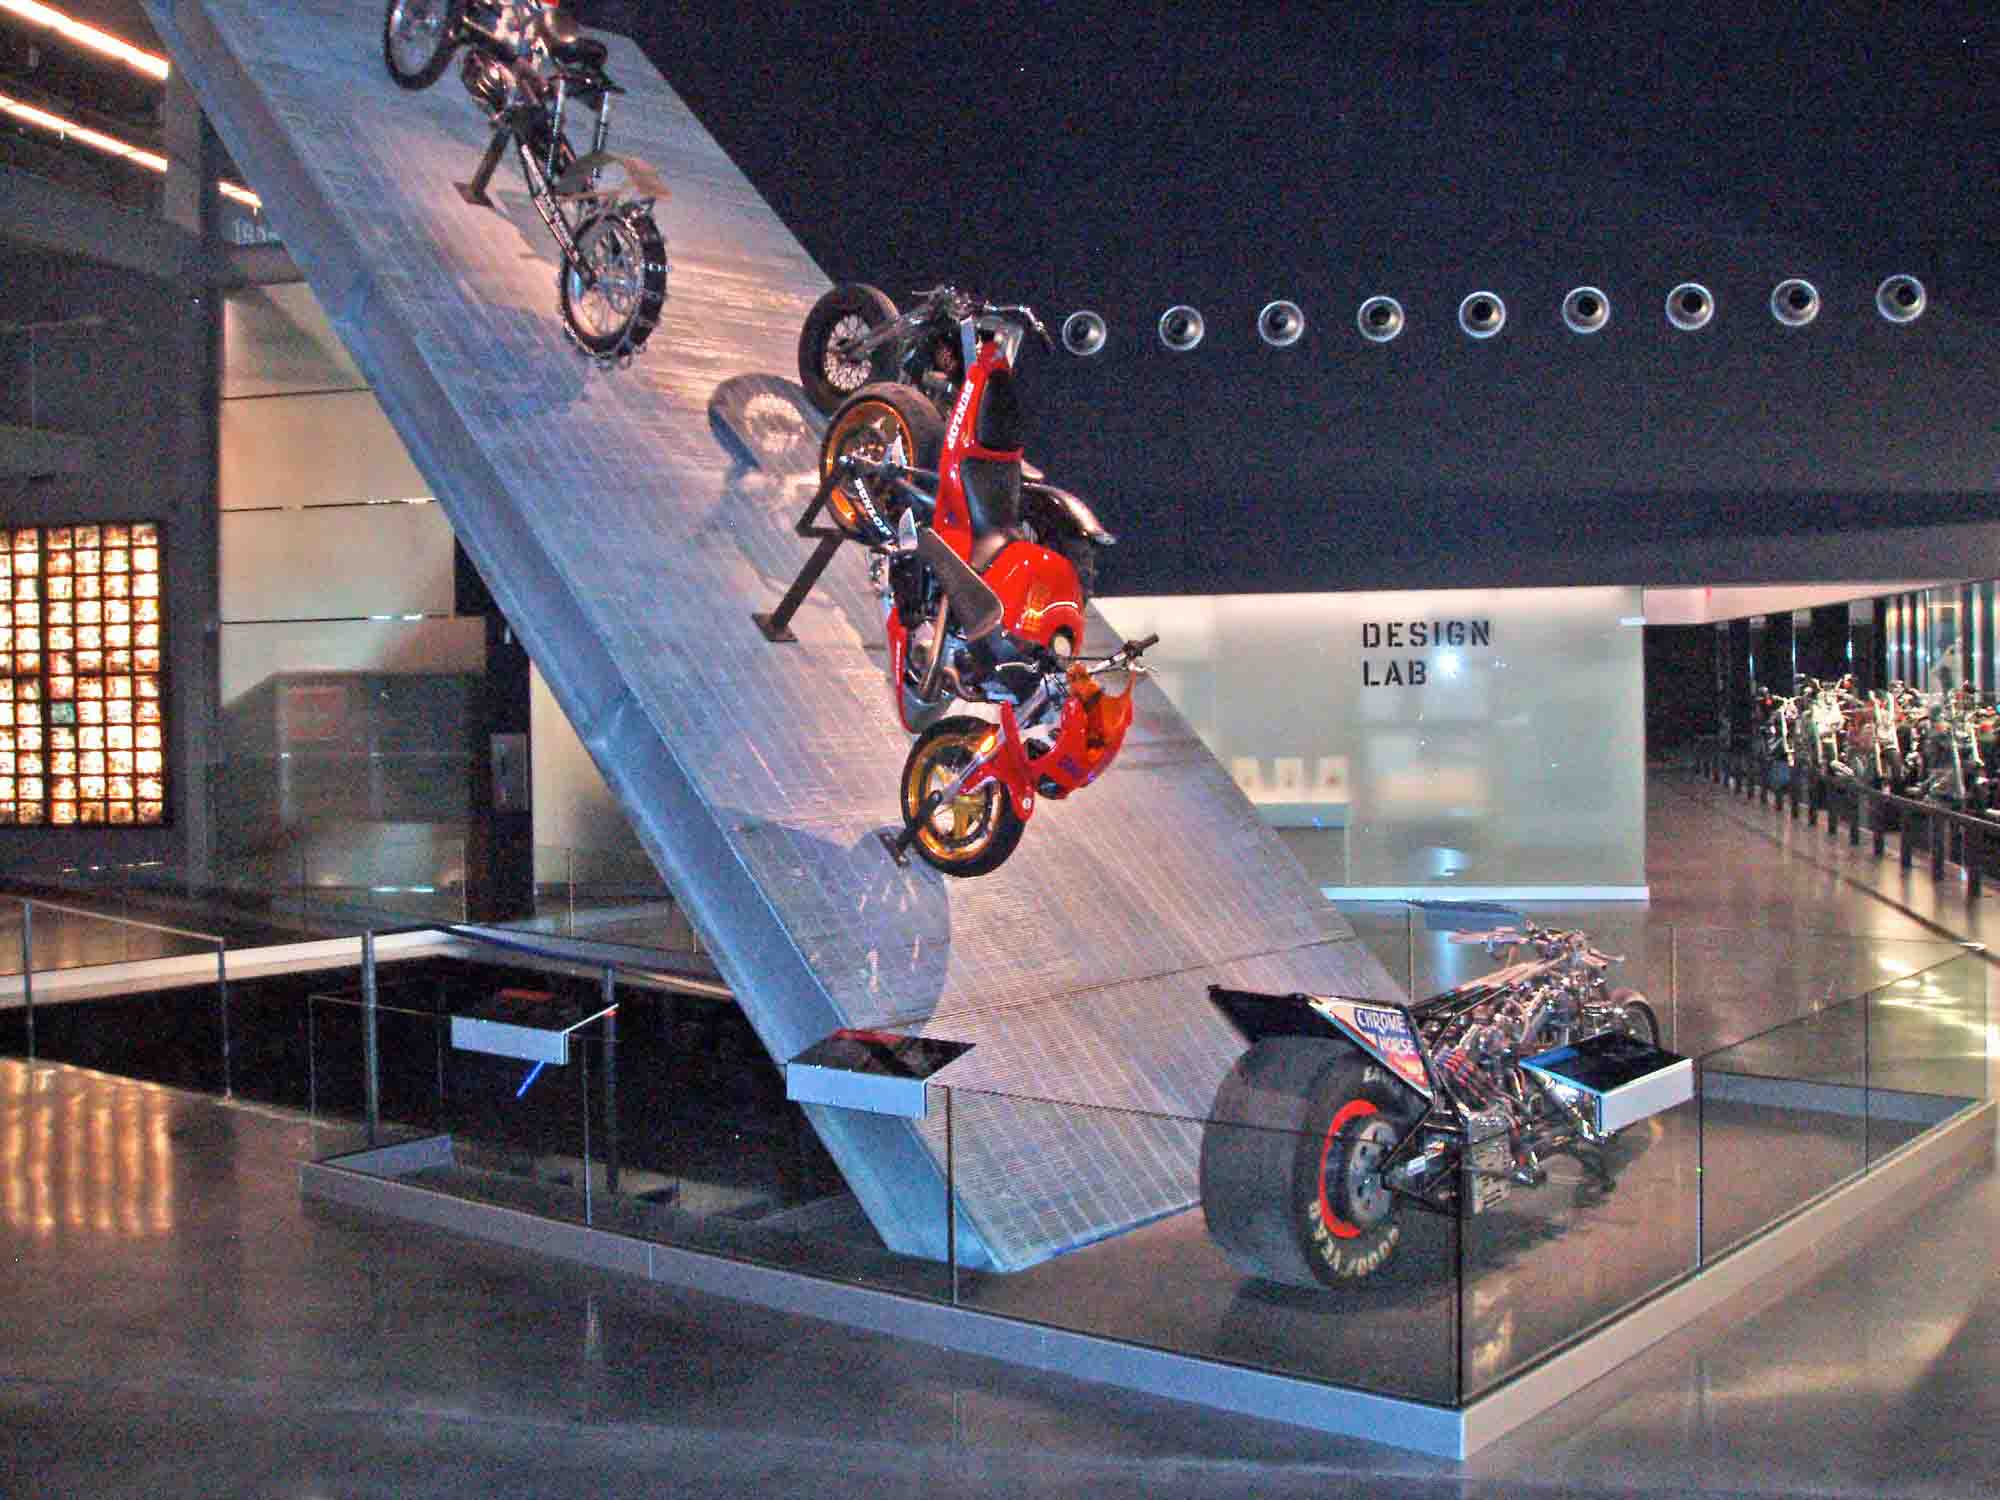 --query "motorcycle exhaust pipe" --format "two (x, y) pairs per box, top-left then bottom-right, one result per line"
(1876, 273), (1926, 324)
(1665, 281), (1714, 331)
(1770, 277), (1820, 327)
(1158, 305), (1205, 352)
(1458, 291), (1506, 339)
(1561, 285), (1611, 334)
(1356, 295), (1404, 343)
(1257, 300), (1306, 347)
(1061, 310), (1108, 356)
